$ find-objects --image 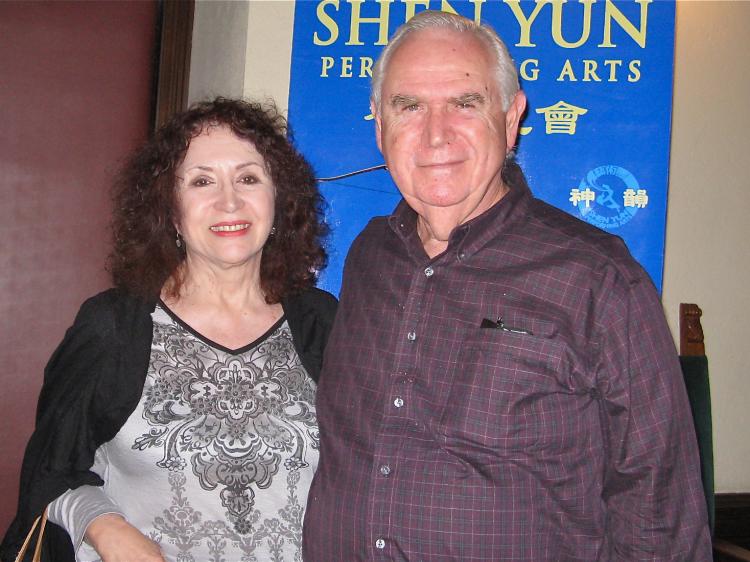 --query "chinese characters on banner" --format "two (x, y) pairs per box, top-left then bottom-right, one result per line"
(288, 0), (674, 294)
